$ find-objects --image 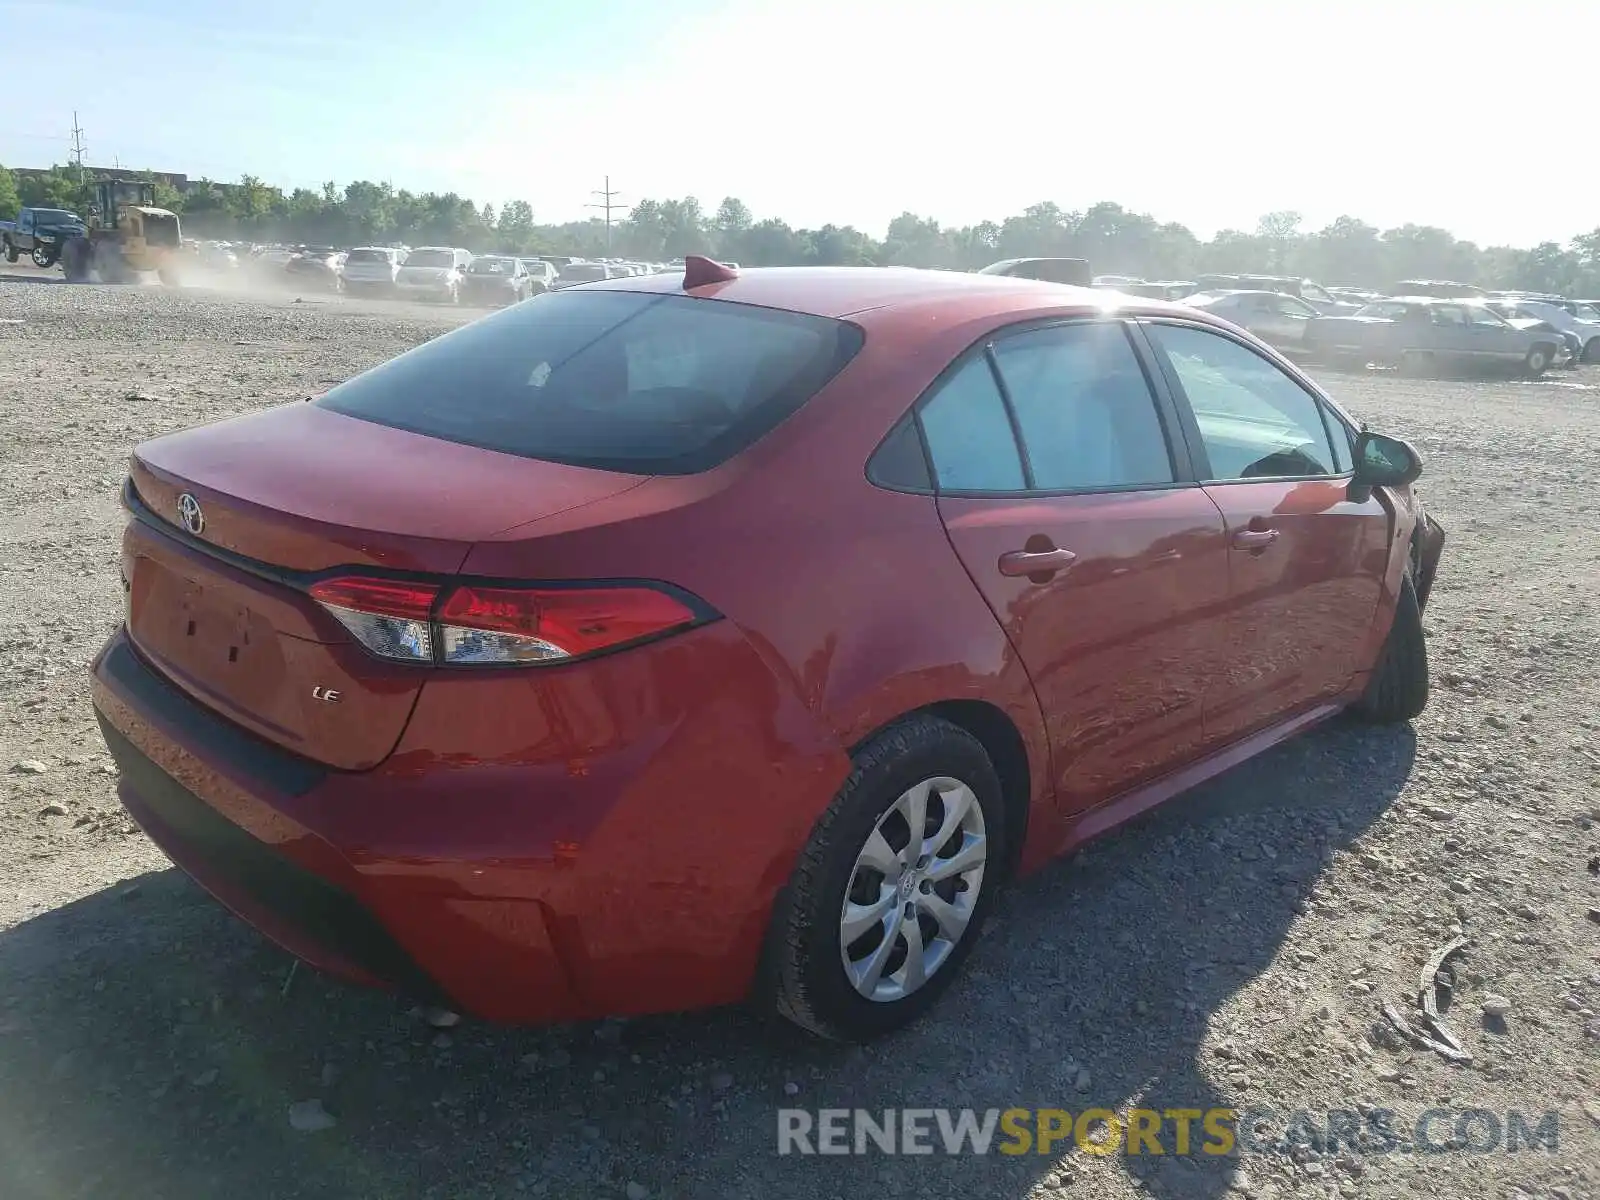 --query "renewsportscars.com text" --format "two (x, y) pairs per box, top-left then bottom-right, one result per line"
(776, 1107), (1562, 1157)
